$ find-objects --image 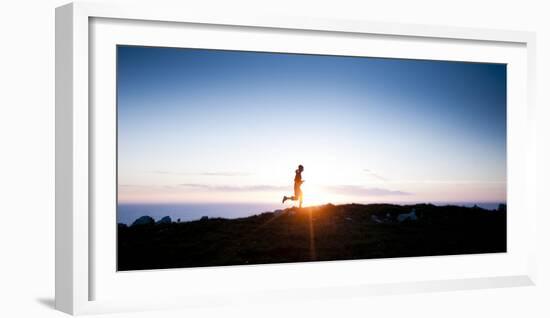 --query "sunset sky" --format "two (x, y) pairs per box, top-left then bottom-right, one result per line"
(117, 45), (506, 207)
